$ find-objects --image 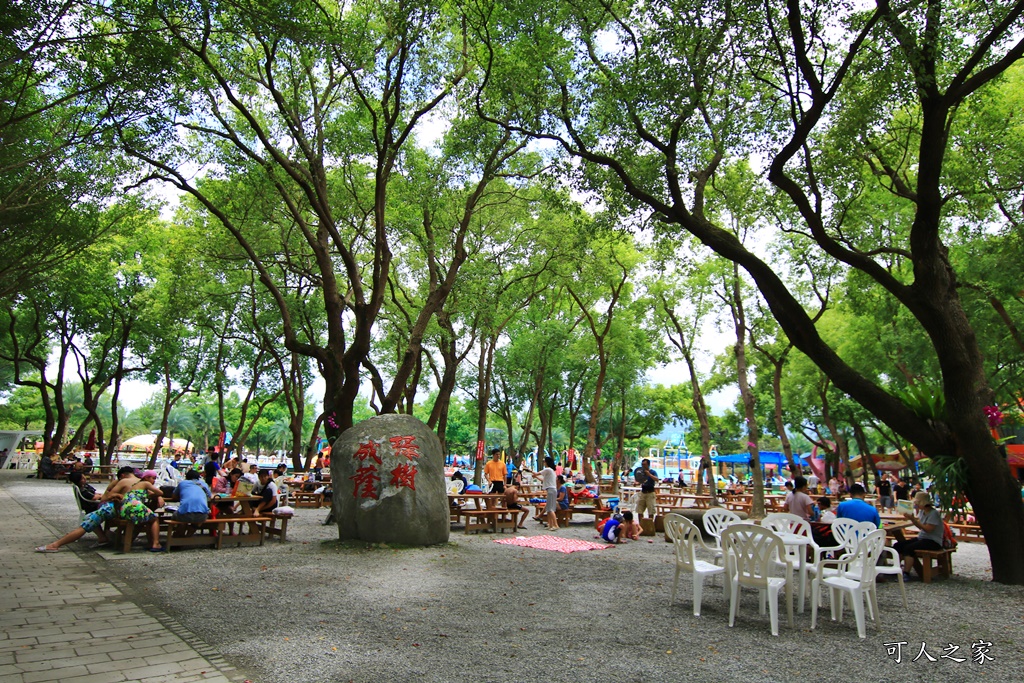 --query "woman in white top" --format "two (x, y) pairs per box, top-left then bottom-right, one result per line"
(531, 456), (559, 530)
(787, 476), (815, 520)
